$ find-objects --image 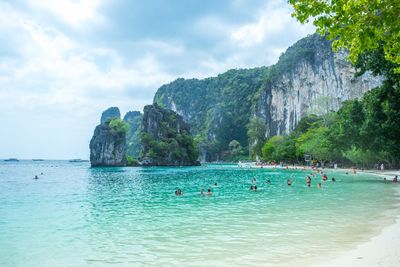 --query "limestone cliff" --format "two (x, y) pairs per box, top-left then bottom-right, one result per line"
(253, 34), (383, 137)
(154, 34), (382, 160)
(100, 107), (121, 124)
(123, 111), (142, 158)
(141, 104), (199, 166)
(90, 108), (126, 167)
